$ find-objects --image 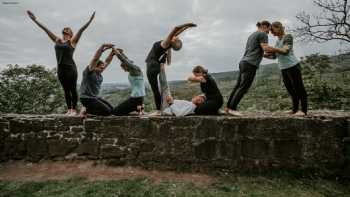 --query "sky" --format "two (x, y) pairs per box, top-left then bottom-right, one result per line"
(0, 0), (347, 83)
